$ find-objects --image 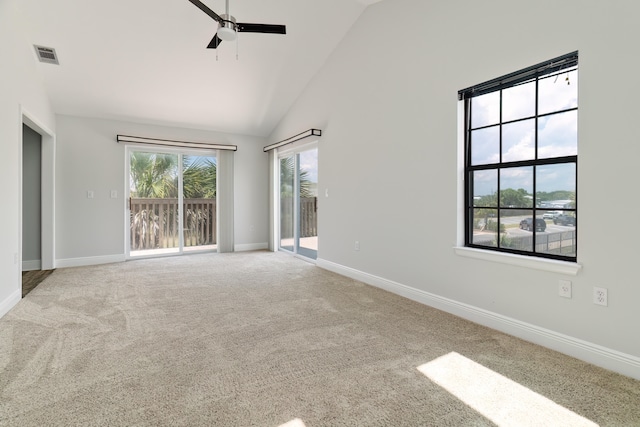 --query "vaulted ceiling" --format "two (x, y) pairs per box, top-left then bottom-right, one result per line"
(18, 0), (382, 136)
